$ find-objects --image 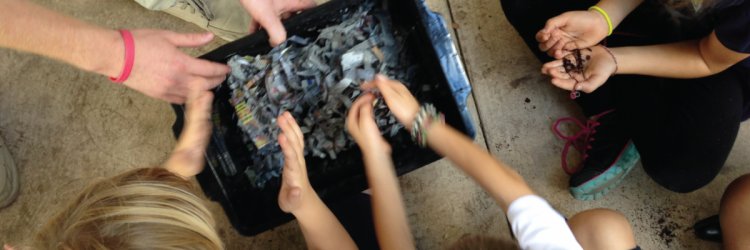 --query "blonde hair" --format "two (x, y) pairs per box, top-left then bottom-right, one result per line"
(33, 168), (223, 250)
(448, 234), (519, 250)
